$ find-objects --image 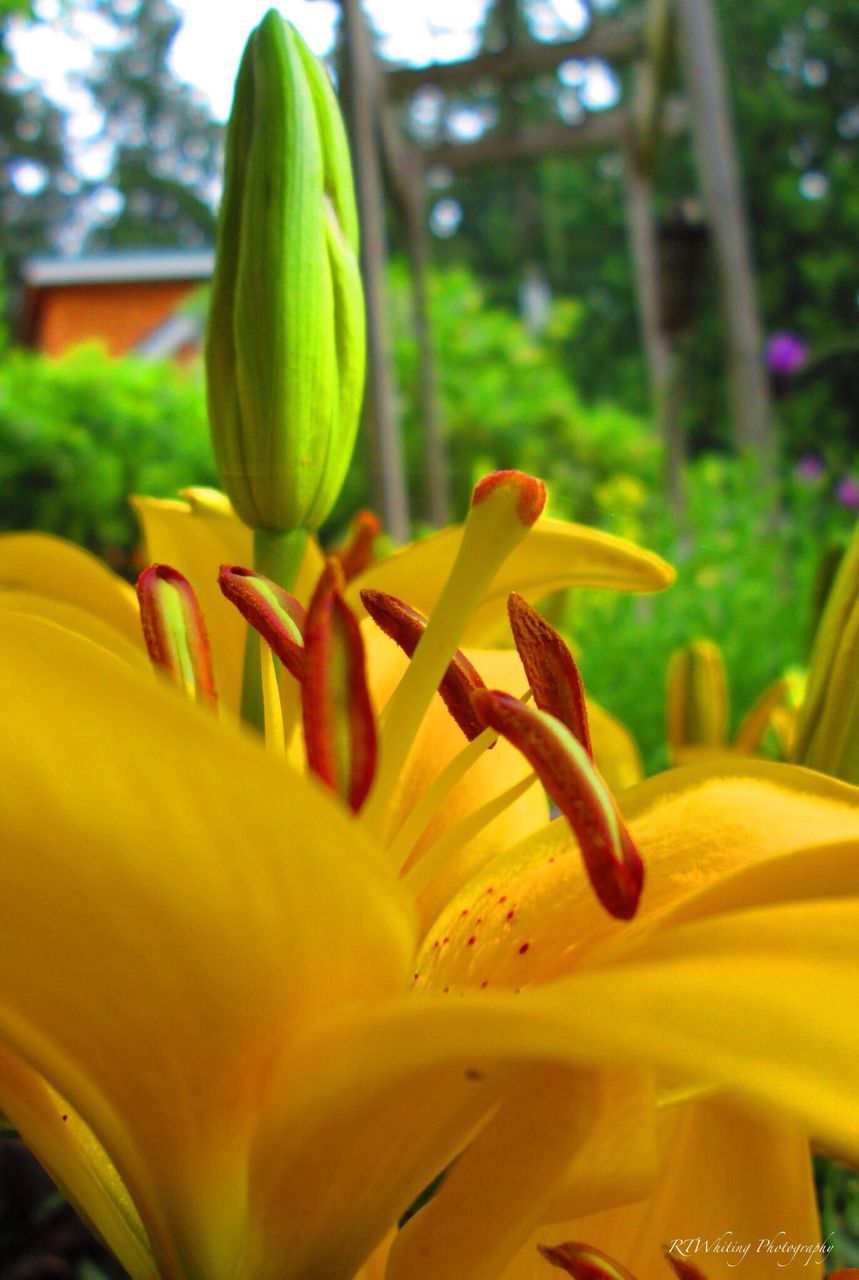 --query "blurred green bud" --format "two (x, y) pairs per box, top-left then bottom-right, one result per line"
(792, 522), (859, 783)
(206, 10), (365, 533)
(665, 639), (728, 764)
